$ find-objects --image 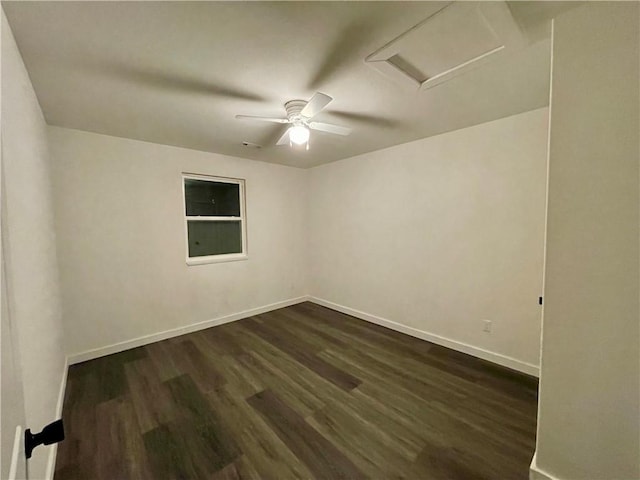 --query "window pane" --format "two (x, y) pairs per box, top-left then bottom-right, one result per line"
(187, 221), (242, 257)
(185, 179), (240, 217)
